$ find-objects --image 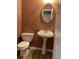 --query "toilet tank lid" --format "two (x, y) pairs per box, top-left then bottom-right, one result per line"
(21, 33), (34, 36)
